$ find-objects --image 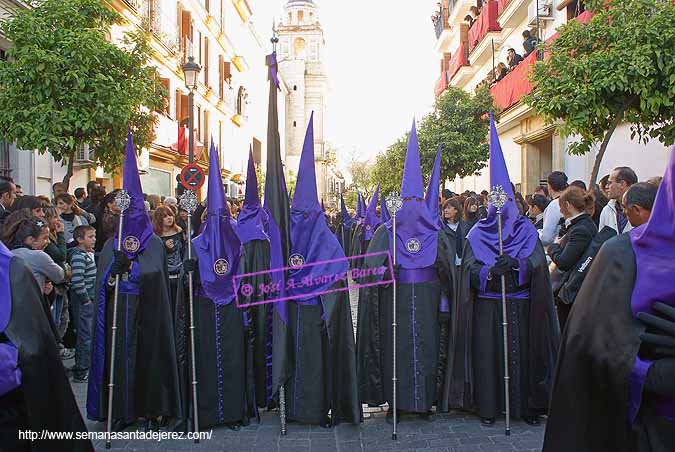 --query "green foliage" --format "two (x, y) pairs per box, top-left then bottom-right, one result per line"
(347, 159), (374, 196)
(0, 0), (167, 189)
(371, 86), (493, 195)
(524, 0), (675, 184)
(255, 163), (265, 200)
(286, 170), (297, 198)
